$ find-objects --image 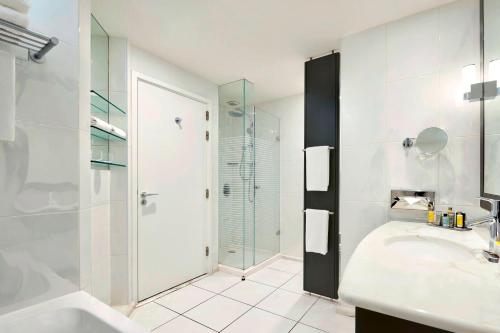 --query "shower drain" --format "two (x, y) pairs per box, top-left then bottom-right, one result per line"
(227, 250), (237, 254)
